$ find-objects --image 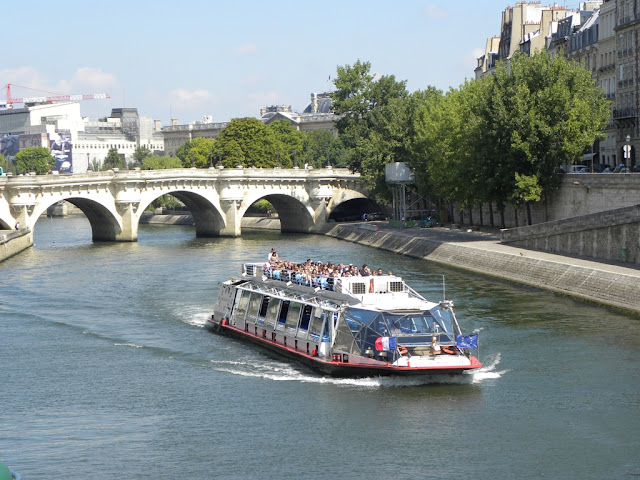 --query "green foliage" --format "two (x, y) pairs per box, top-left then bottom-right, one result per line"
(408, 51), (609, 224)
(175, 137), (217, 168)
(267, 120), (304, 167)
(303, 129), (346, 168)
(247, 199), (275, 215)
(141, 155), (184, 170)
(215, 117), (278, 168)
(14, 147), (55, 175)
(0, 153), (9, 173)
(330, 60), (409, 200)
(102, 147), (126, 170)
(133, 146), (153, 165)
